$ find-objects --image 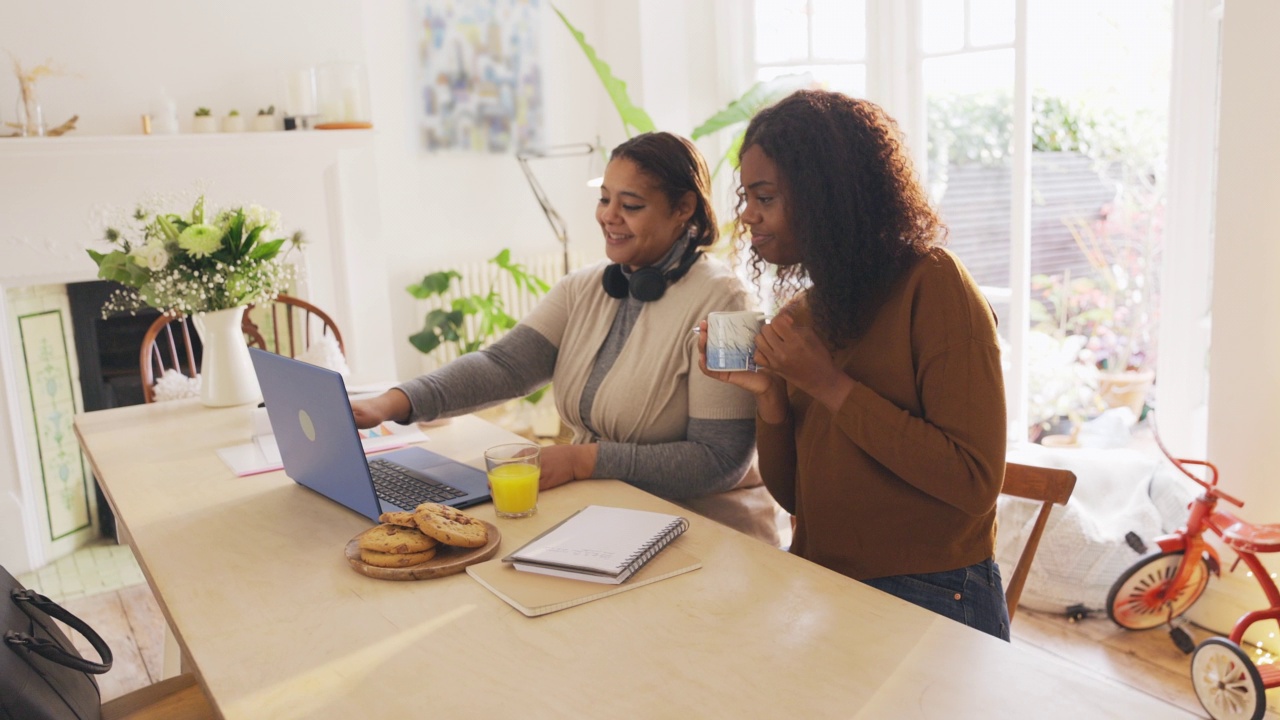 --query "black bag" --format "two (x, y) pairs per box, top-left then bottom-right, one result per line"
(2, 564), (112, 720)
